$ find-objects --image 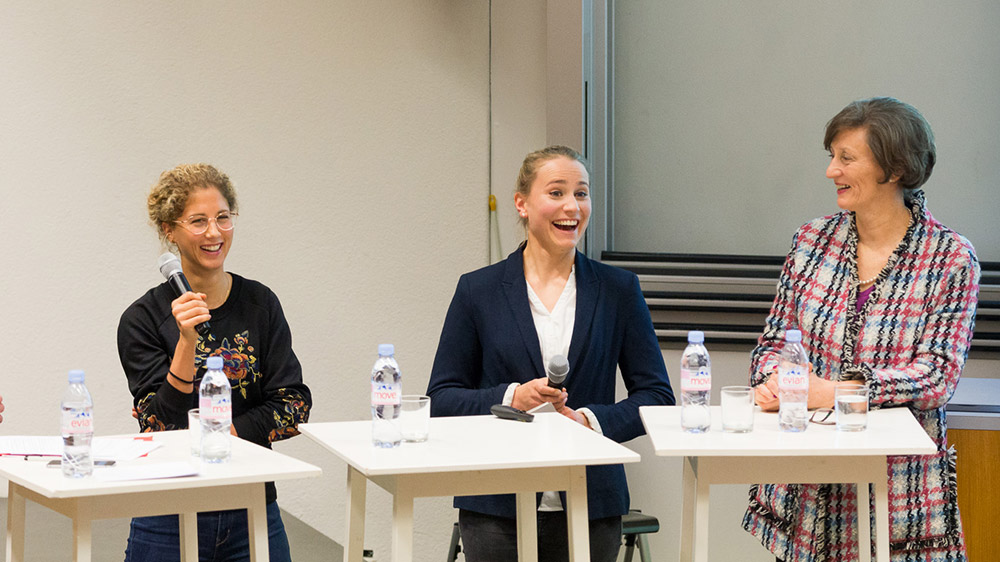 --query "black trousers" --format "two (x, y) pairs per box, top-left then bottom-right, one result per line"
(458, 509), (622, 562)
